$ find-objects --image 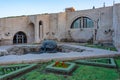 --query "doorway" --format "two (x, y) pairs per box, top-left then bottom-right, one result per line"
(13, 31), (27, 44)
